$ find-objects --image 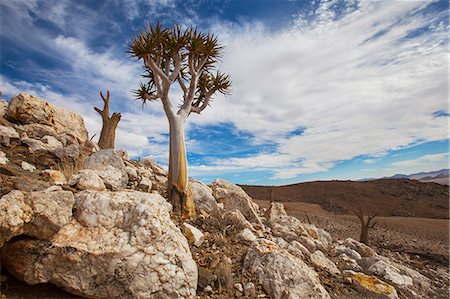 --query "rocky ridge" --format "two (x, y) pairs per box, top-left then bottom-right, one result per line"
(0, 93), (442, 298)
